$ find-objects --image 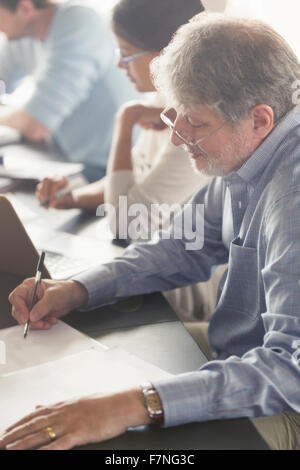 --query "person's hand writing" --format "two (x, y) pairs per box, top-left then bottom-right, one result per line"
(0, 388), (150, 450)
(36, 176), (77, 210)
(9, 278), (88, 330)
